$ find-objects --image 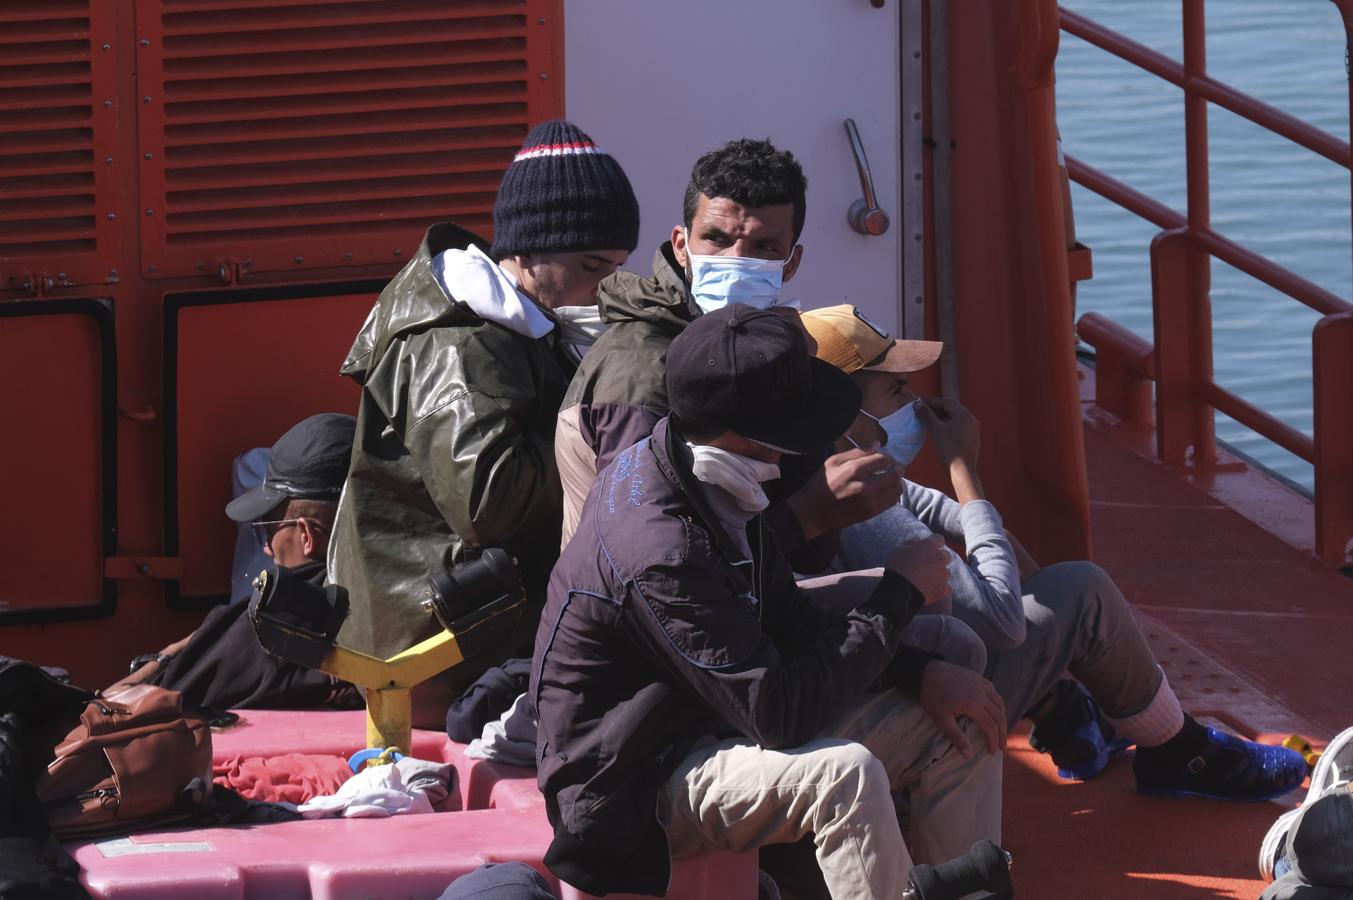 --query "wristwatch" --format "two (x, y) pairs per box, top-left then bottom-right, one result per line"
(127, 652), (173, 675)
